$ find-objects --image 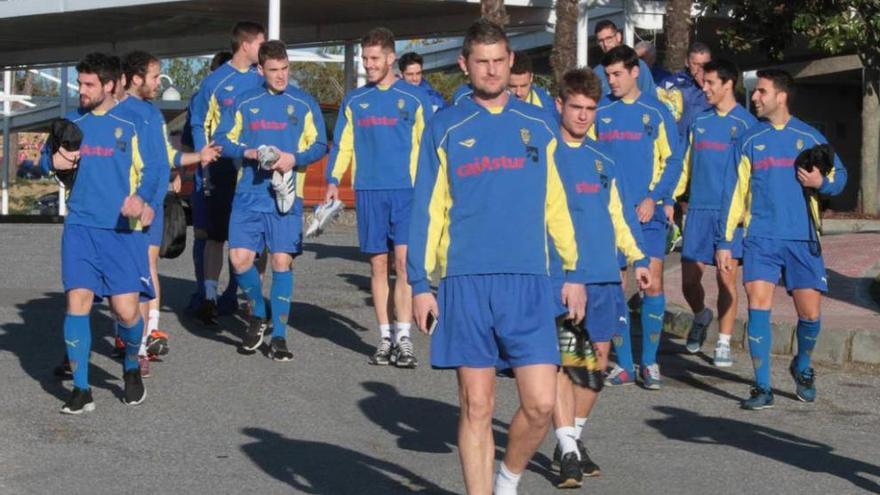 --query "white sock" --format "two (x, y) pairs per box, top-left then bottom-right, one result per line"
(379, 323), (392, 340)
(147, 309), (160, 334)
(555, 426), (580, 459)
(718, 333), (732, 345)
(395, 322), (411, 343)
(574, 417), (588, 439)
(493, 462), (521, 495)
(205, 280), (218, 301)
